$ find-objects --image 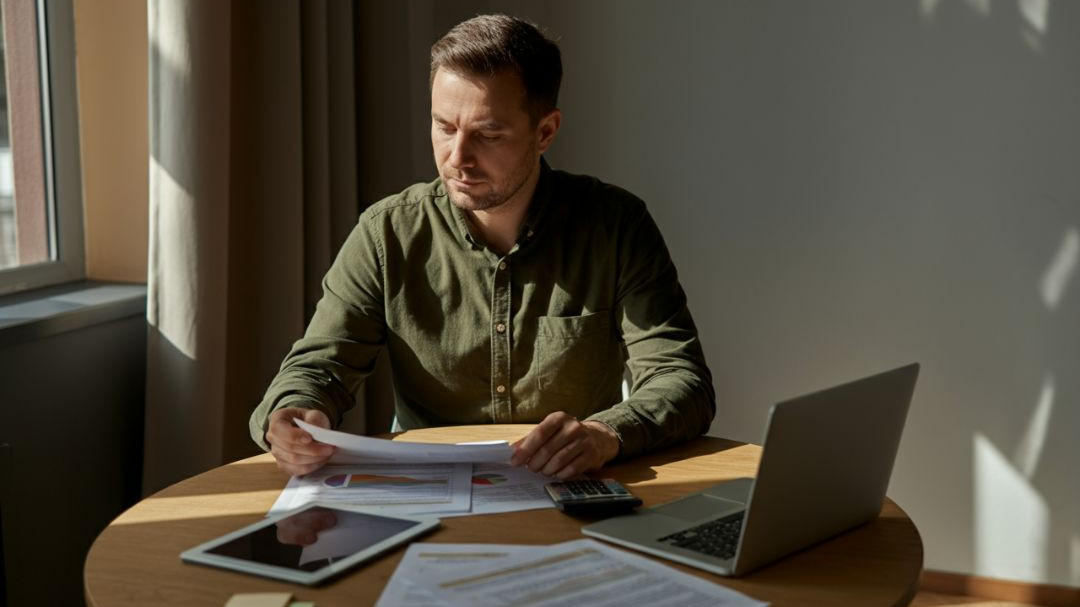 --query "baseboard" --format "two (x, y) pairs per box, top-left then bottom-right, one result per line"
(921, 570), (1080, 607)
